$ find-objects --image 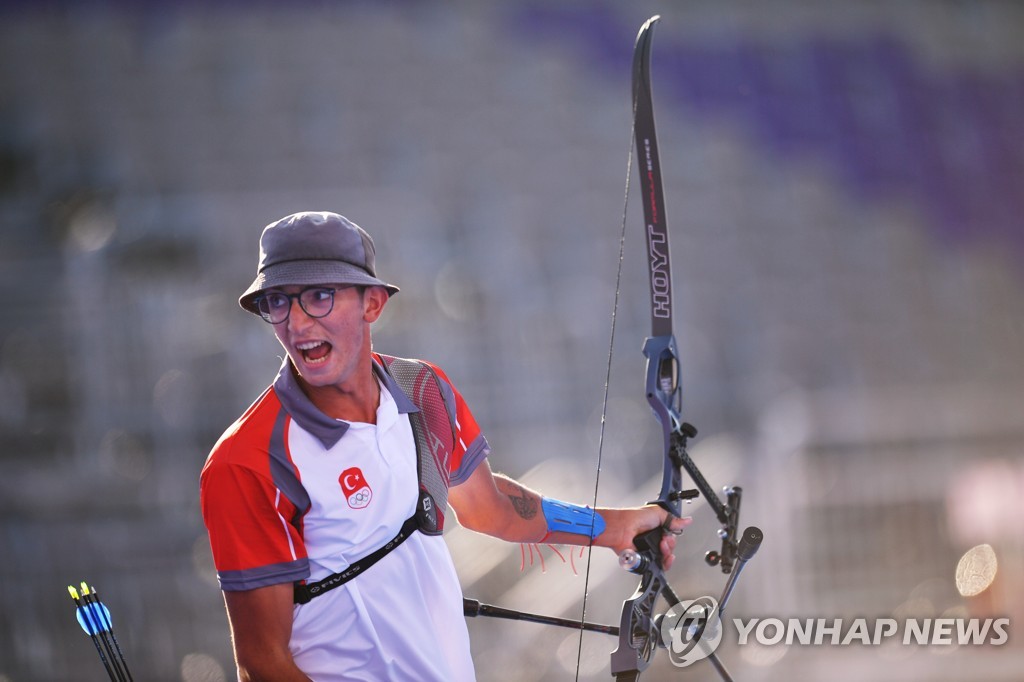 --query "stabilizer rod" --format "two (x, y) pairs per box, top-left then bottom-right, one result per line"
(464, 598), (619, 636)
